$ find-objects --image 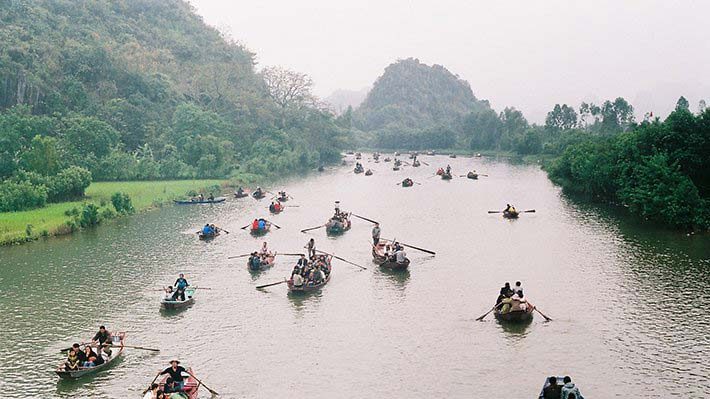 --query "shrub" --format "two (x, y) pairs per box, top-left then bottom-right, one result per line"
(111, 192), (135, 214)
(0, 180), (48, 212)
(77, 203), (101, 227)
